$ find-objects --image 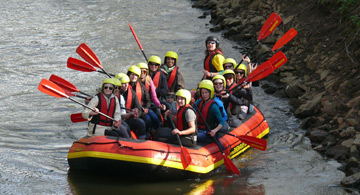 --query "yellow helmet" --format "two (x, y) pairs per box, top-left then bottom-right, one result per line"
(136, 62), (148, 70)
(113, 78), (121, 86)
(223, 58), (237, 67)
(198, 79), (214, 99)
(148, 55), (162, 65)
(212, 74), (226, 86)
(101, 78), (115, 90)
(127, 65), (141, 77)
(164, 51), (178, 63)
(115, 73), (127, 80)
(222, 69), (236, 79)
(236, 64), (248, 76)
(175, 89), (192, 105)
(120, 74), (130, 84)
